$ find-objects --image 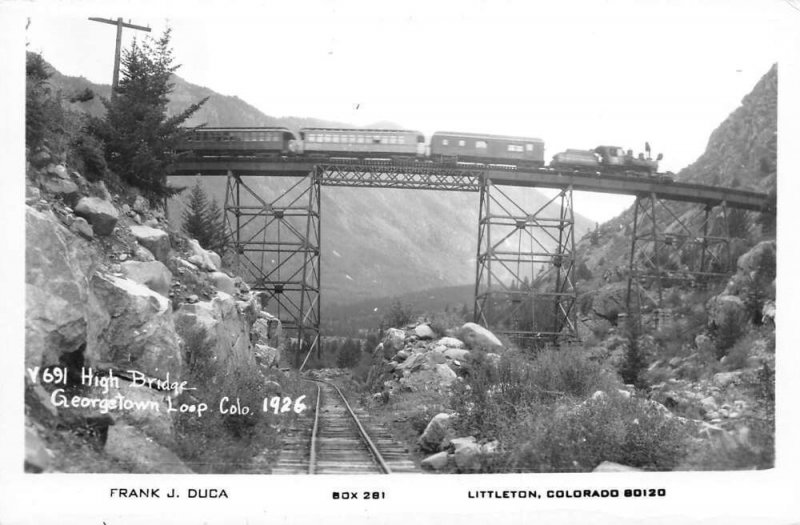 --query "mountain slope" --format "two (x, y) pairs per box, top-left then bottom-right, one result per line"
(572, 64), (777, 293)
